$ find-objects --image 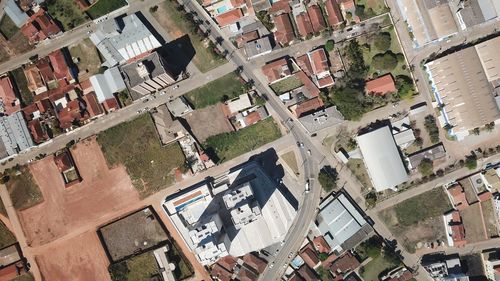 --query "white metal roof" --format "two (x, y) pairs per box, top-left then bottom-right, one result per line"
(356, 126), (409, 191)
